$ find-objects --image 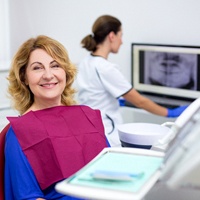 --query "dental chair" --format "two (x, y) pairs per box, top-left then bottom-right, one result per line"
(55, 97), (200, 199)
